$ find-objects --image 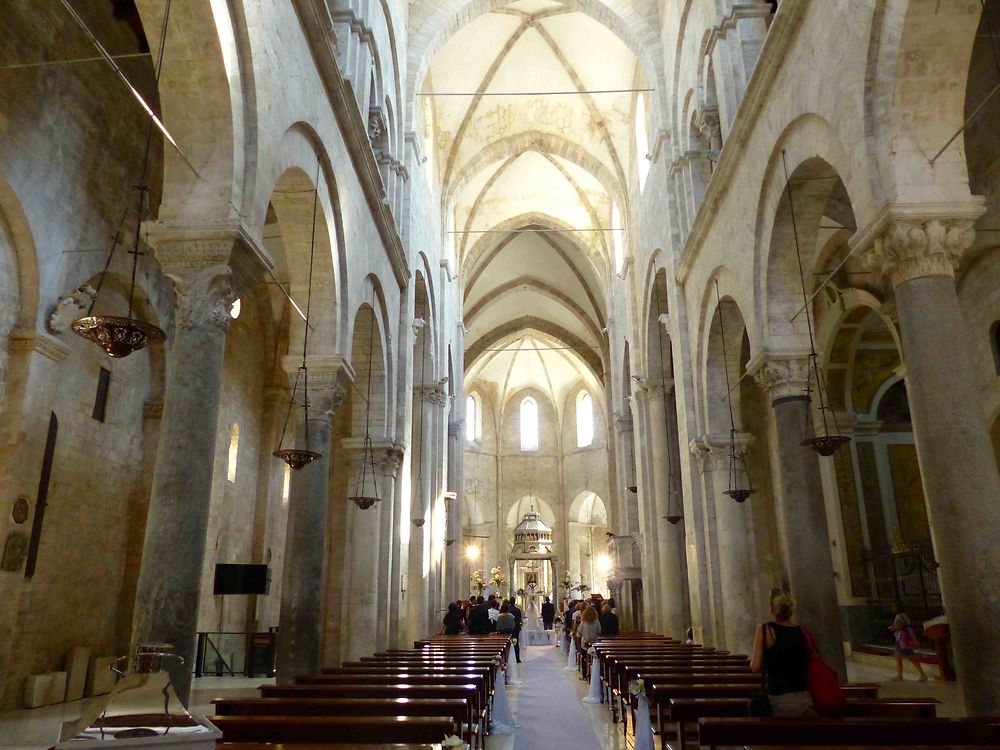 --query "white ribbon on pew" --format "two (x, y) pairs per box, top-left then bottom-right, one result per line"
(507, 653), (522, 685)
(633, 694), (655, 750)
(564, 638), (577, 670)
(491, 675), (516, 734)
(582, 660), (602, 703)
